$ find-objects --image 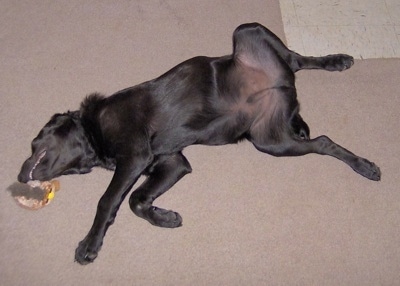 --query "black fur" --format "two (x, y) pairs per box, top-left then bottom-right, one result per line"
(17, 23), (380, 265)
